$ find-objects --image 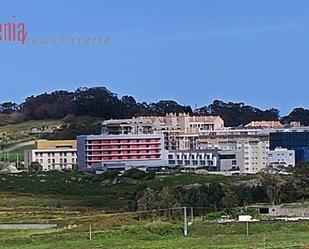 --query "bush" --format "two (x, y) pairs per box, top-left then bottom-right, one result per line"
(63, 114), (76, 123)
(204, 211), (225, 221)
(144, 171), (155, 180)
(122, 169), (147, 180)
(29, 162), (43, 172)
(144, 220), (182, 236)
(92, 170), (118, 183)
